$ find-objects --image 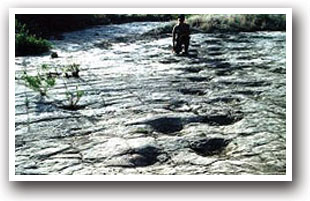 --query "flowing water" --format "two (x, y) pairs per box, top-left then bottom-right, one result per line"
(15, 22), (286, 175)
